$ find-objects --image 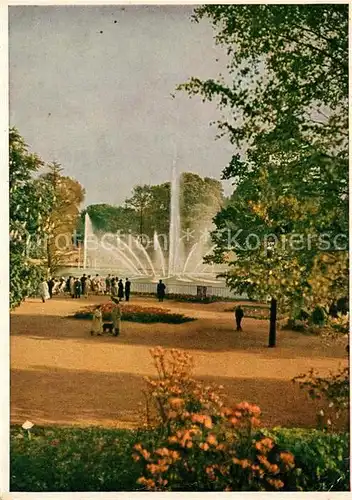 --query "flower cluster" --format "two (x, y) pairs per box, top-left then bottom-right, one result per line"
(133, 347), (298, 491)
(82, 303), (171, 315)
